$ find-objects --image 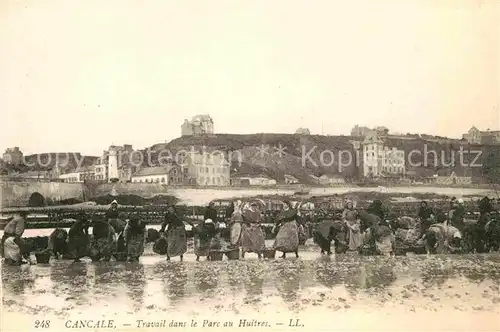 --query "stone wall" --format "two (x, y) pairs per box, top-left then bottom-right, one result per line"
(0, 181), (89, 207)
